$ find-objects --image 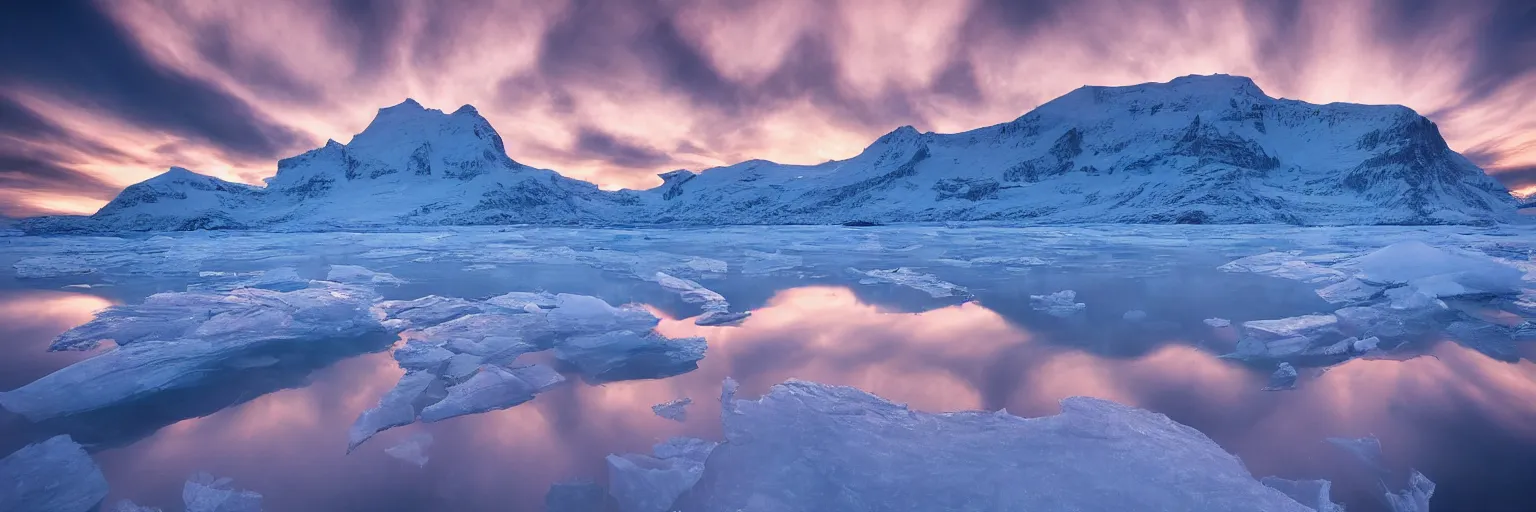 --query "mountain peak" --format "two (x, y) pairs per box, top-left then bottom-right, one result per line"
(453, 104), (479, 115)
